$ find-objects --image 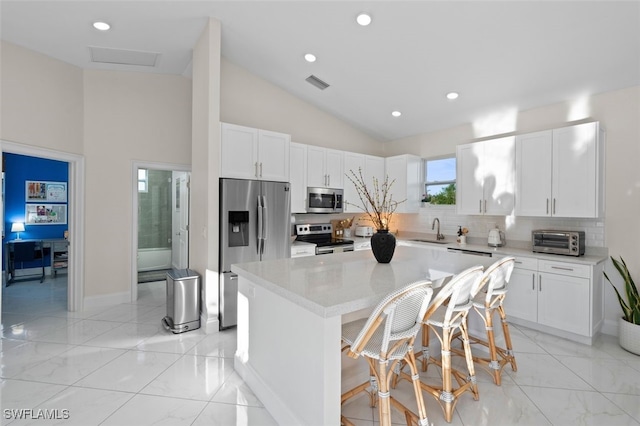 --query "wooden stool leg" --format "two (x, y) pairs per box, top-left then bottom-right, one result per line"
(405, 349), (430, 426)
(484, 306), (502, 385)
(420, 323), (430, 372)
(377, 359), (392, 426)
(440, 327), (455, 423)
(459, 318), (479, 400)
(498, 304), (518, 372)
